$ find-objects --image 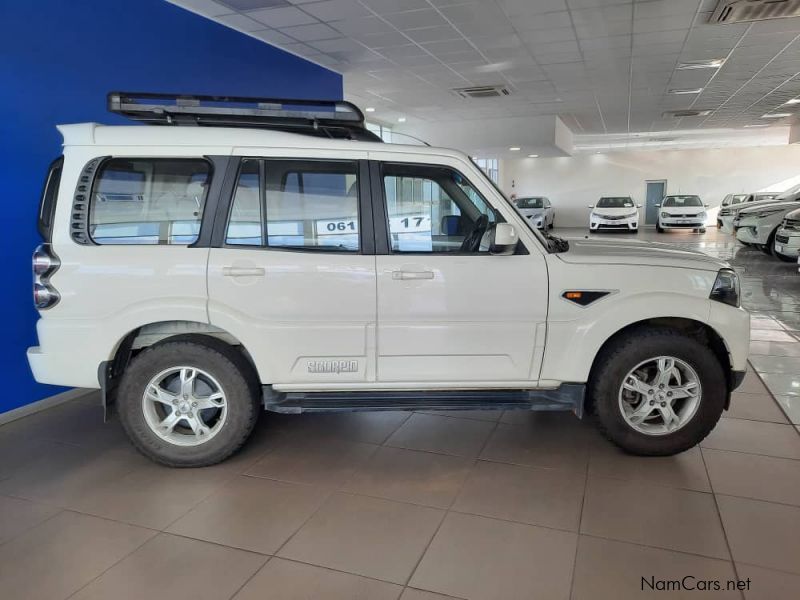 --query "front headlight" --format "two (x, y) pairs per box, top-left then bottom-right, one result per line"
(699, 211), (706, 219)
(710, 268), (740, 307)
(661, 212), (669, 218)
